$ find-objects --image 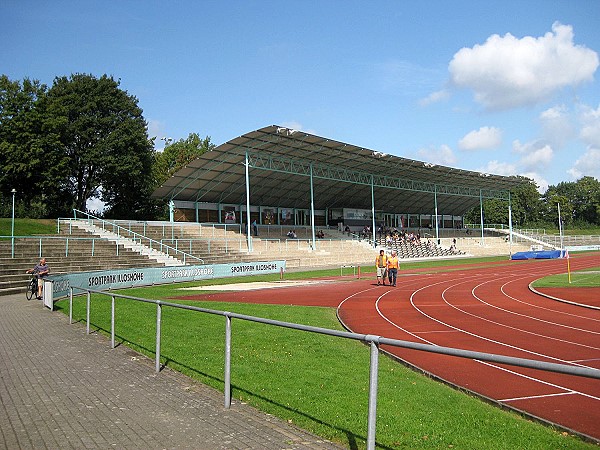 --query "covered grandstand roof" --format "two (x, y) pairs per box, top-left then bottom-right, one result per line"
(152, 125), (526, 217)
